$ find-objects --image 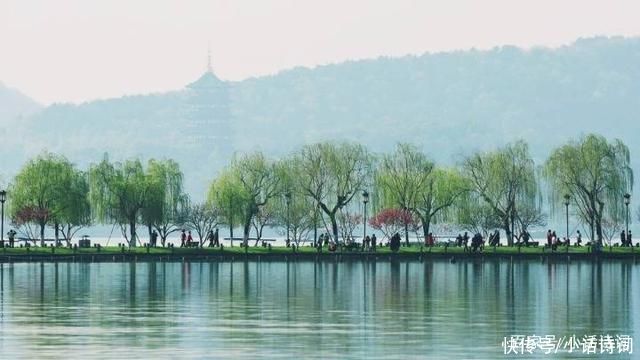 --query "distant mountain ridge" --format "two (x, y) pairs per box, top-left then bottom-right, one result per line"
(3, 36), (640, 196)
(0, 82), (42, 185)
